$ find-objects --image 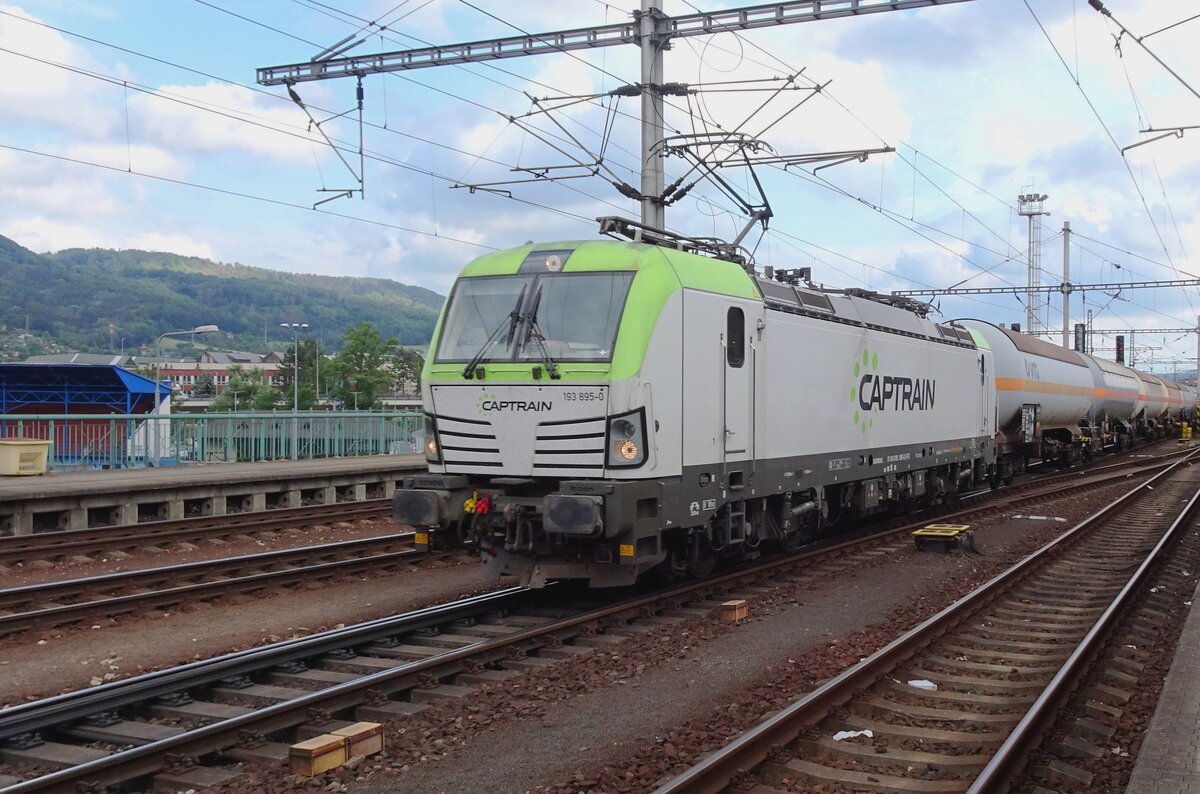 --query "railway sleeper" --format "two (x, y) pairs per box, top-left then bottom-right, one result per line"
(152, 764), (242, 792)
(786, 739), (986, 784)
(849, 696), (1022, 727)
(763, 756), (966, 793)
(796, 736), (991, 771)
